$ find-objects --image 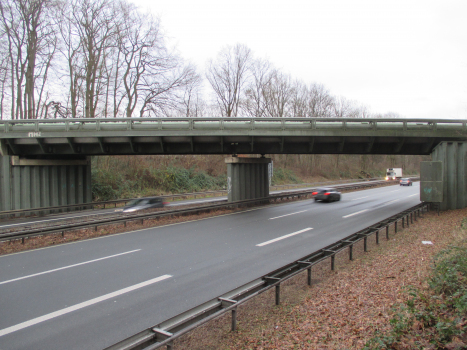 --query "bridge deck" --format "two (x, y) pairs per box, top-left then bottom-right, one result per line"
(1, 118), (466, 156)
